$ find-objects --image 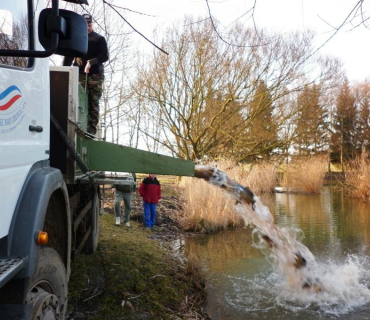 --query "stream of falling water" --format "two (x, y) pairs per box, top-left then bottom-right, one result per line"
(194, 165), (370, 315)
